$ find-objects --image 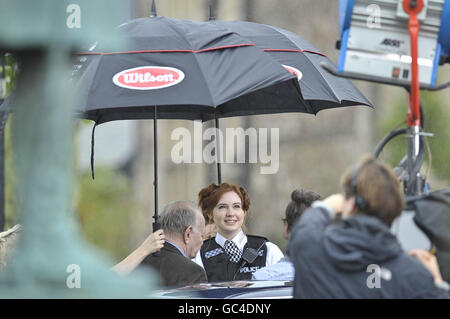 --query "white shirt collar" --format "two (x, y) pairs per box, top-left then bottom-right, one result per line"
(215, 230), (247, 251)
